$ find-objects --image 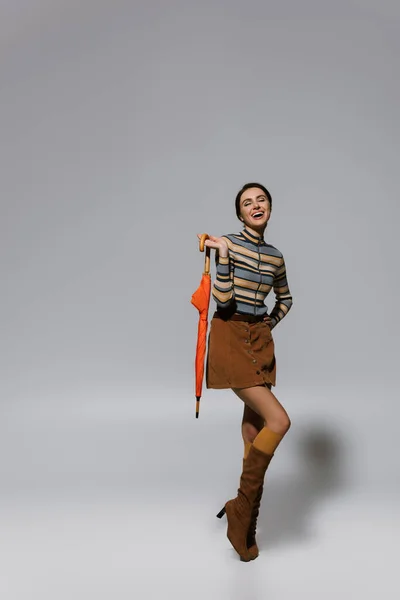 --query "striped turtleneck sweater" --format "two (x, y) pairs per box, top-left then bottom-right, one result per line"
(212, 227), (293, 329)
